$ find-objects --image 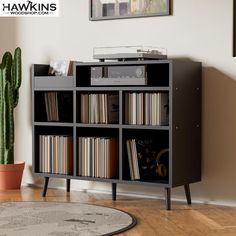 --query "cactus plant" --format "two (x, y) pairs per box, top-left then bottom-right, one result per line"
(0, 47), (22, 164)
